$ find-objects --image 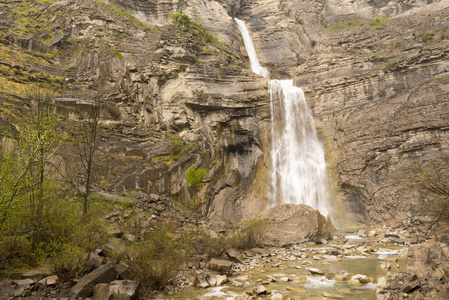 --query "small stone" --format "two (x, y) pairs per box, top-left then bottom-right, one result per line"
(380, 262), (391, 270)
(307, 267), (325, 276)
(205, 275), (217, 287)
(216, 275), (228, 286)
(280, 276), (291, 282)
(38, 275), (58, 286)
(253, 285), (267, 295)
(335, 270), (349, 282)
(323, 292), (344, 298)
(227, 248), (245, 263)
(357, 229), (367, 237)
(347, 278), (362, 285)
(195, 276), (209, 288)
(271, 293), (283, 300)
(13, 278), (35, 286)
(124, 233), (136, 242)
(350, 274), (370, 284)
(231, 280), (243, 287)
(21, 268), (51, 281)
